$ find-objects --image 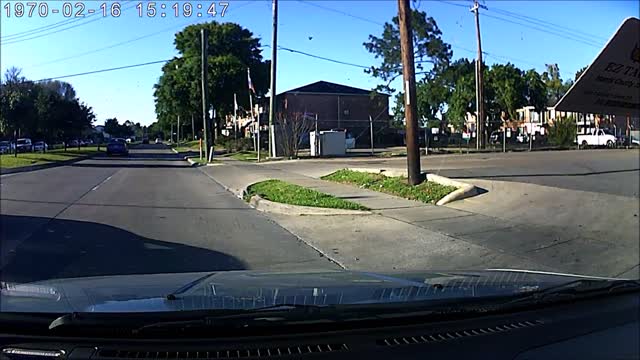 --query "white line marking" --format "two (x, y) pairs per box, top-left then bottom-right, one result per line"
(91, 175), (112, 191)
